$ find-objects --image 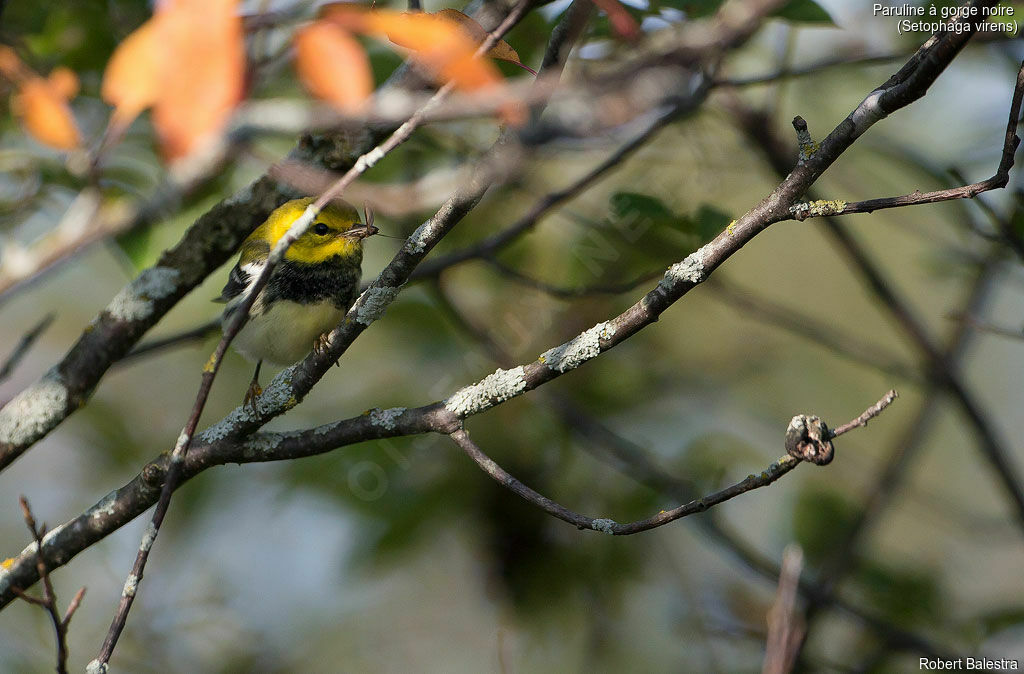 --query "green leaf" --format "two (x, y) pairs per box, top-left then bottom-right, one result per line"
(772, 0), (836, 25)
